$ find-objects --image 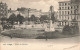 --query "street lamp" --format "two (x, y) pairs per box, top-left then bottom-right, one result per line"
(28, 8), (30, 18)
(27, 8), (30, 24)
